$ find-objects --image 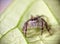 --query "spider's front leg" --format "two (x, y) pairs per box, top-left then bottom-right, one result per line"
(45, 21), (52, 35)
(41, 20), (44, 35)
(23, 22), (28, 37)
